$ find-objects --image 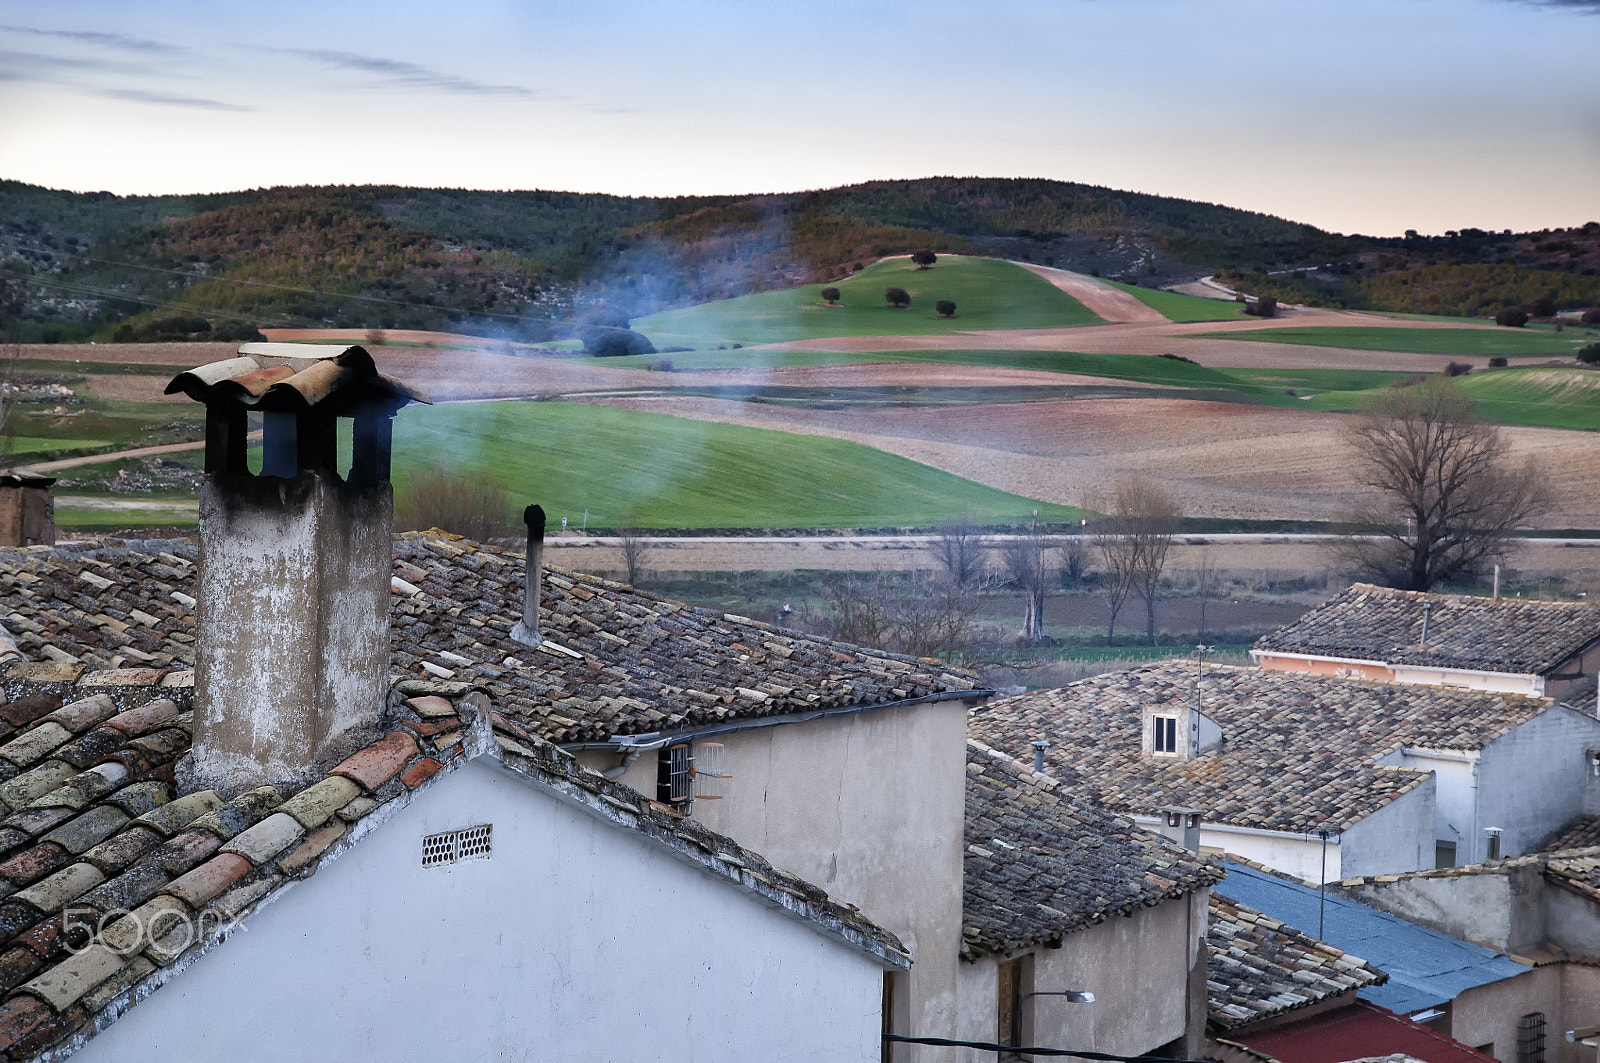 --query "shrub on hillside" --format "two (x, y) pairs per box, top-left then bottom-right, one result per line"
(1529, 296), (1558, 318)
(885, 287), (911, 309)
(1577, 343), (1600, 364)
(211, 321), (266, 342)
(1244, 295), (1278, 318)
(936, 300), (956, 318)
(395, 466), (514, 541)
(1488, 357), (1508, 368)
(911, 250), (937, 269)
(1582, 308), (1600, 326)
(581, 326), (656, 357)
(1445, 362), (1472, 377)
(1495, 307), (1530, 328)
(821, 287), (840, 305)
